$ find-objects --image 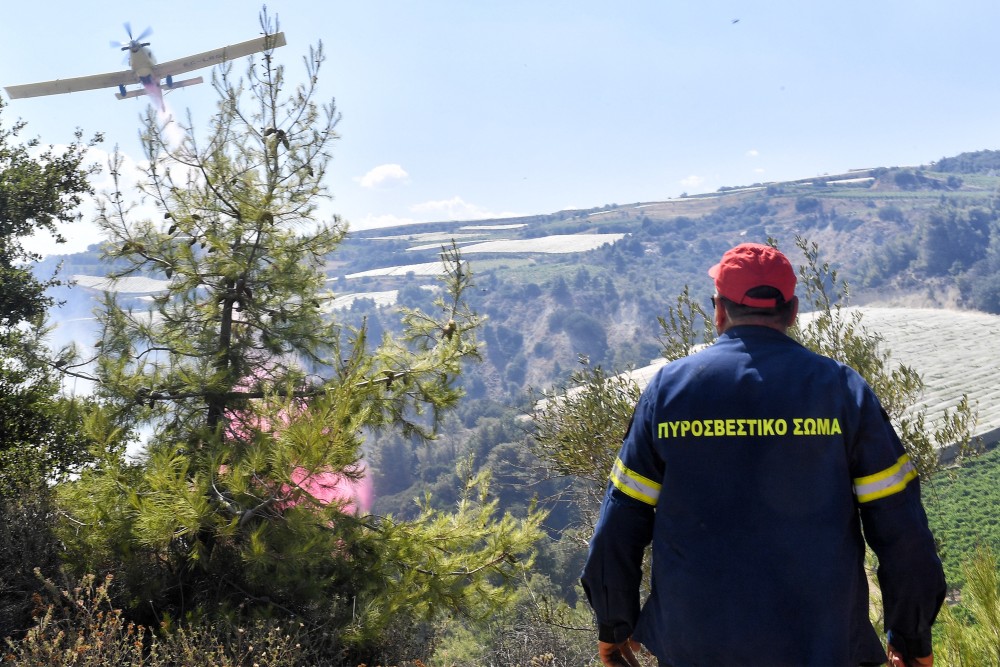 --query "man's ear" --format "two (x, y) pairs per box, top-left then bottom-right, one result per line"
(786, 296), (799, 328)
(714, 300), (728, 333)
